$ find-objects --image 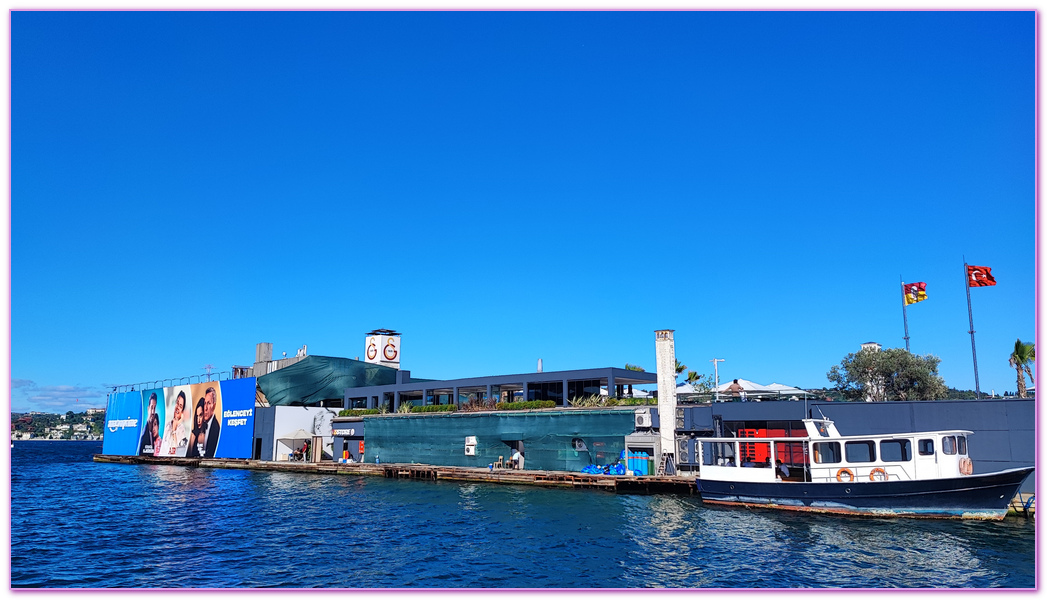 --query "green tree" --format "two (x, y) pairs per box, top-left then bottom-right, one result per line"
(675, 360), (687, 379)
(622, 364), (648, 397)
(1008, 338), (1035, 399)
(685, 371), (712, 393)
(827, 347), (947, 401)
